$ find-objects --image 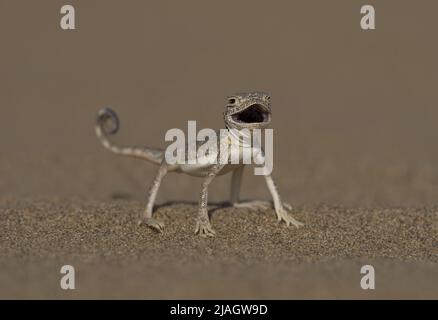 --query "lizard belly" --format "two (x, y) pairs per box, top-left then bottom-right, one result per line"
(179, 163), (241, 177)
(217, 164), (242, 176)
(178, 131), (248, 177)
